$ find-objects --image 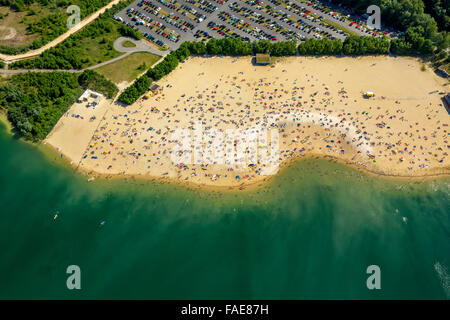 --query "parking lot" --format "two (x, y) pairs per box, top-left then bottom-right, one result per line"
(115, 0), (395, 51)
